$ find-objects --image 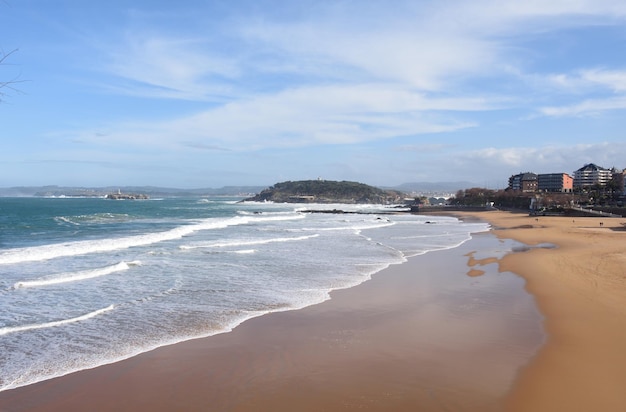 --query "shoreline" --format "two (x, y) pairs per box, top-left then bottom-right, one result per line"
(1, 209), (624, 410)
(0, 226), (542, 411)
(451, 210), (626, 411)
